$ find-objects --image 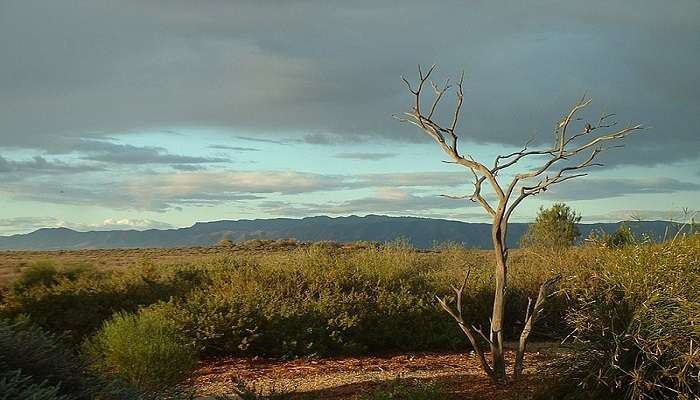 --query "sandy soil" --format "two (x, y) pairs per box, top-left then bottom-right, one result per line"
(192, 349), (553, 399)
